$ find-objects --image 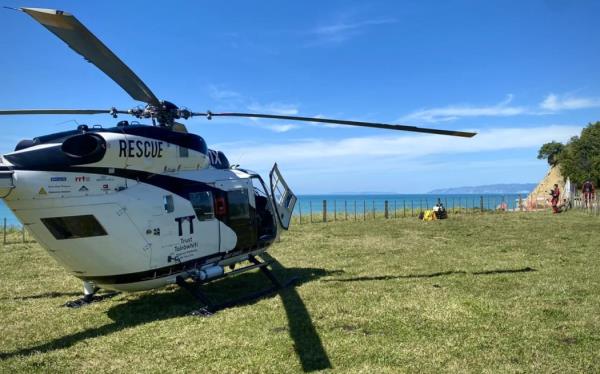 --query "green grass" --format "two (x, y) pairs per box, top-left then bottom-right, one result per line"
(1, 211), (599, 373)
